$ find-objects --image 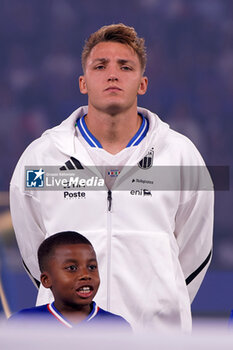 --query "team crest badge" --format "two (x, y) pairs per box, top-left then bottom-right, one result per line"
(138, 148), (154, 169)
